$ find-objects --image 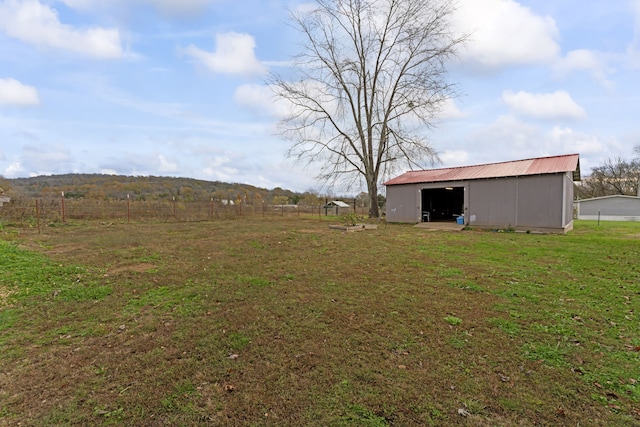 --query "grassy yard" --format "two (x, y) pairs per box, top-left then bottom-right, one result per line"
(0, 218), (639, 426)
